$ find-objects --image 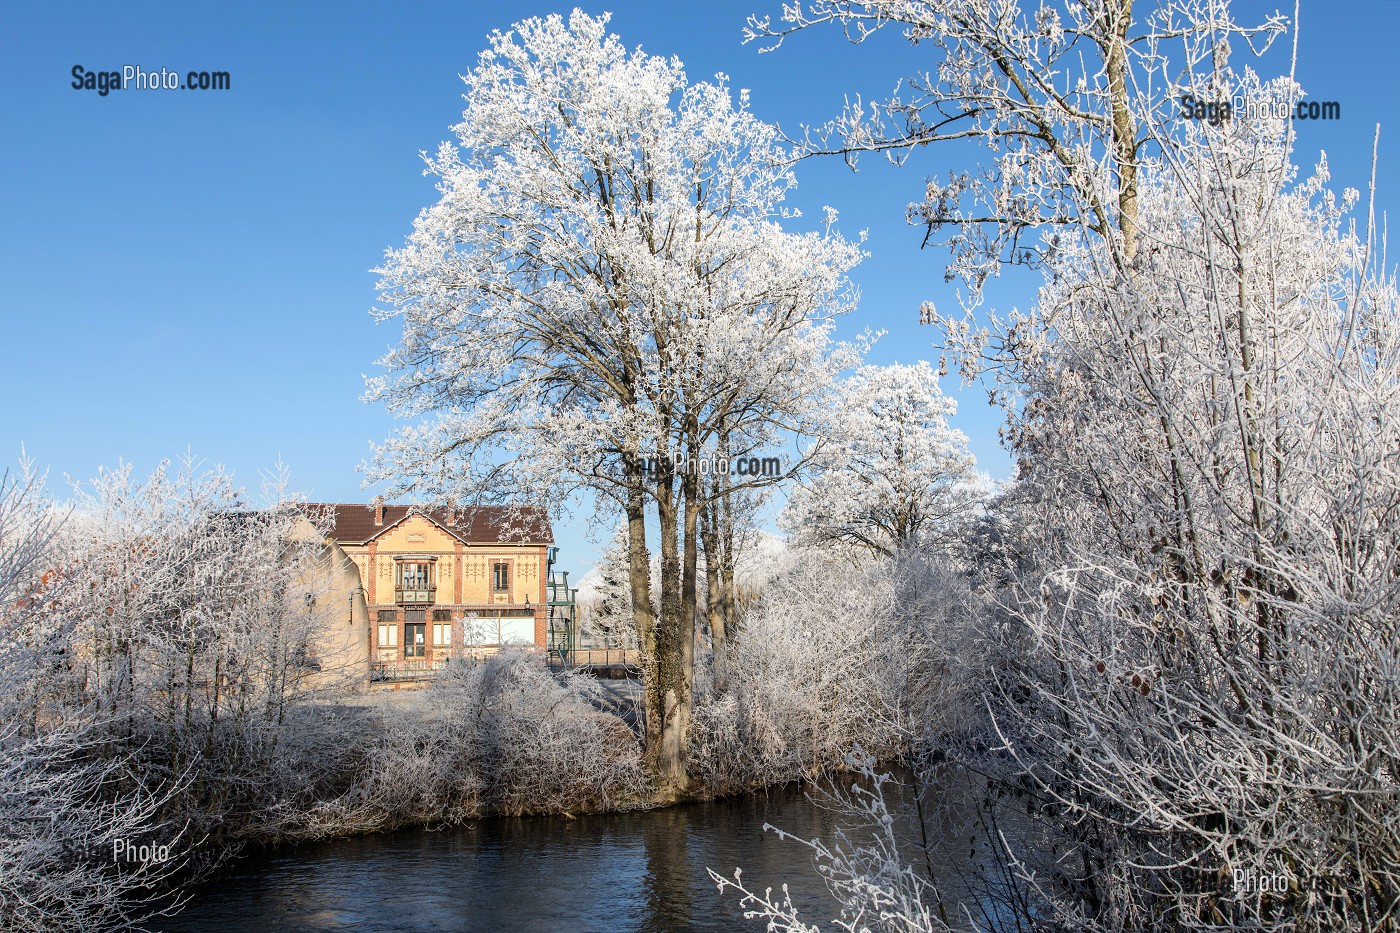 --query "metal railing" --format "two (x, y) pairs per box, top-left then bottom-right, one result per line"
(548, 648), (641, 670)
(369, 647), (635, 683)
(370, 658), (448, 682)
